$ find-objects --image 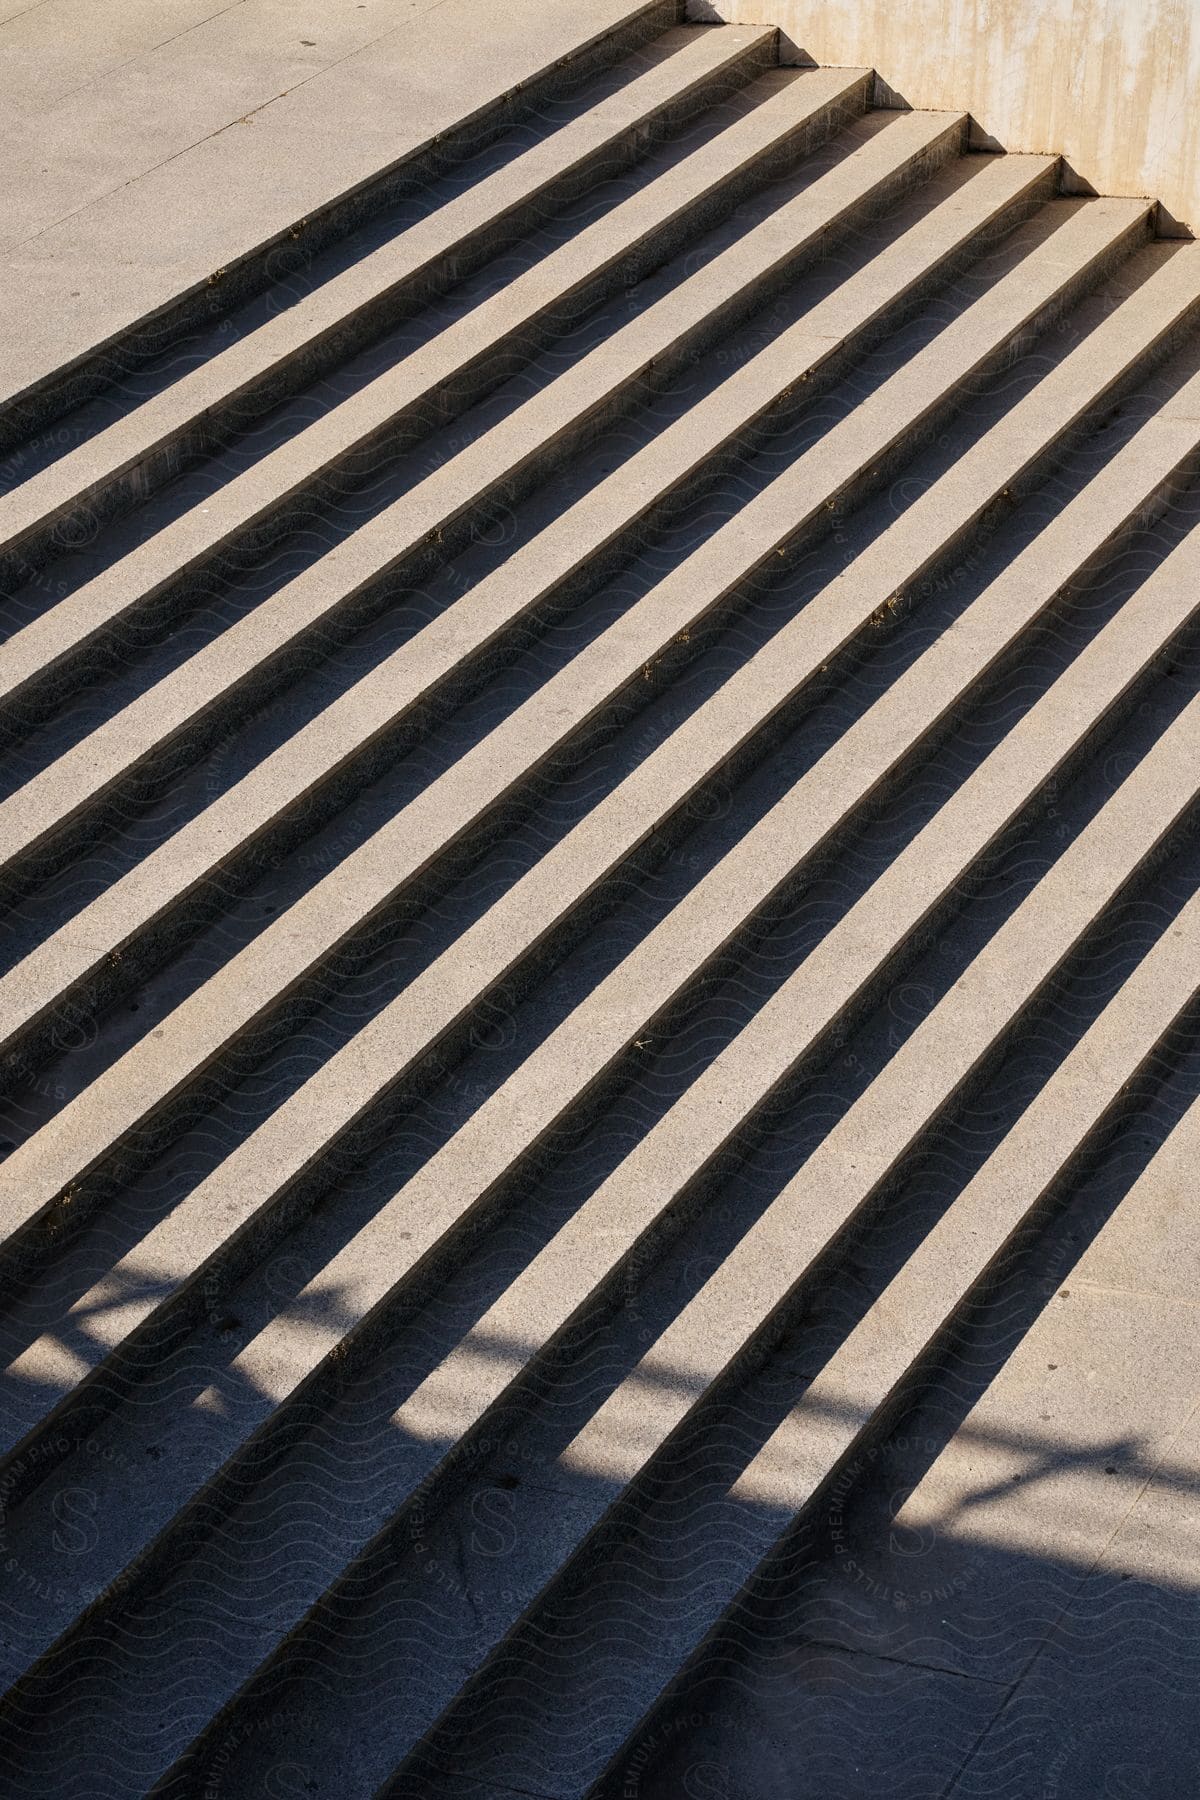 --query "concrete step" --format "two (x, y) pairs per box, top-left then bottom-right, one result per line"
(3, 383), (1199, 1743)
(608, 1074), (1200, 1800)
(0, 143), (1060, 1058)
(4, 291), (1199, 1476)
(0, 105), (989, 899)
(2, 18), (1200, 1798)
(0, 194), (1162, 1271)
(0, 0), (684, 448)
(0, 61), (876, 732)
(407, 797), (1200, 1800)
(0, 22), (780, 585)
(145, 574), (1200, 1800)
